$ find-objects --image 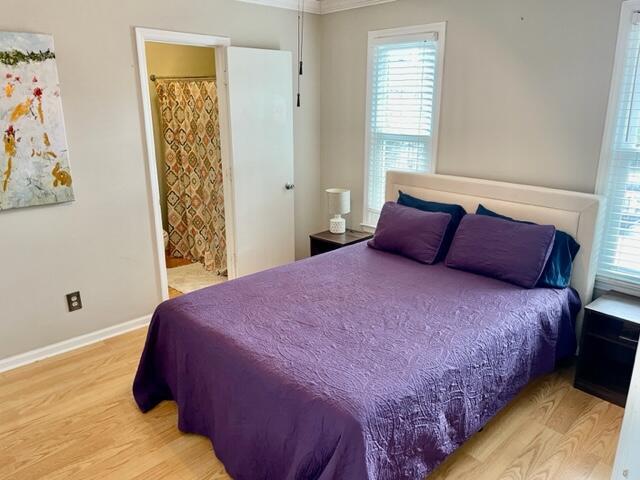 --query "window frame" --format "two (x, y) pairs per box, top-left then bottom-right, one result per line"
(362, 22), (447, 229)
(595, 0), (640, 296)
